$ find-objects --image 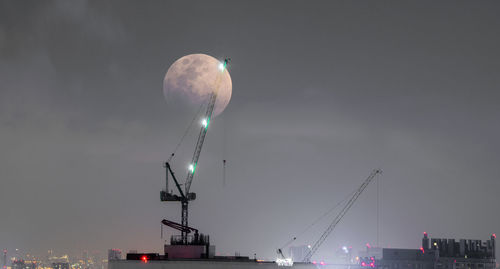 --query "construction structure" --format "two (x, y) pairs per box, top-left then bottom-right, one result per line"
(359, 233), (496, 269)
(276, 169), (382, 264)
(157, 58), (230, 259)
(302, 169), (382, 262)
(112, 58), (379, 268)
(111, 57), (314, 268)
